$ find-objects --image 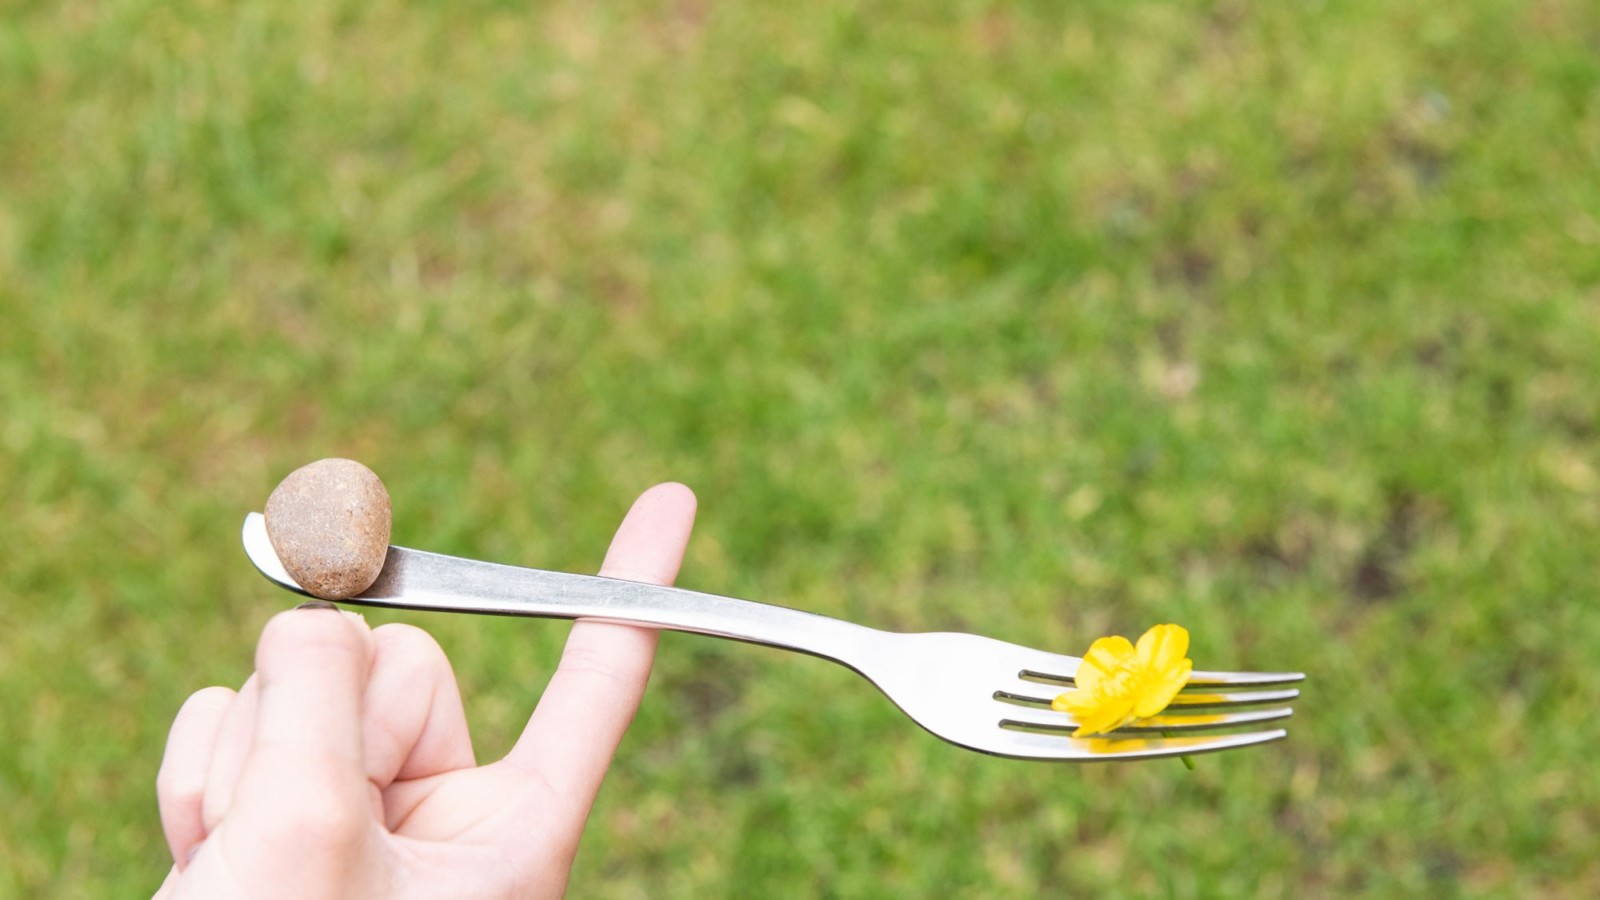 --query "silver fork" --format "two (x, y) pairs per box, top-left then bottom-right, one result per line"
(242, 514), (1302, 762)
